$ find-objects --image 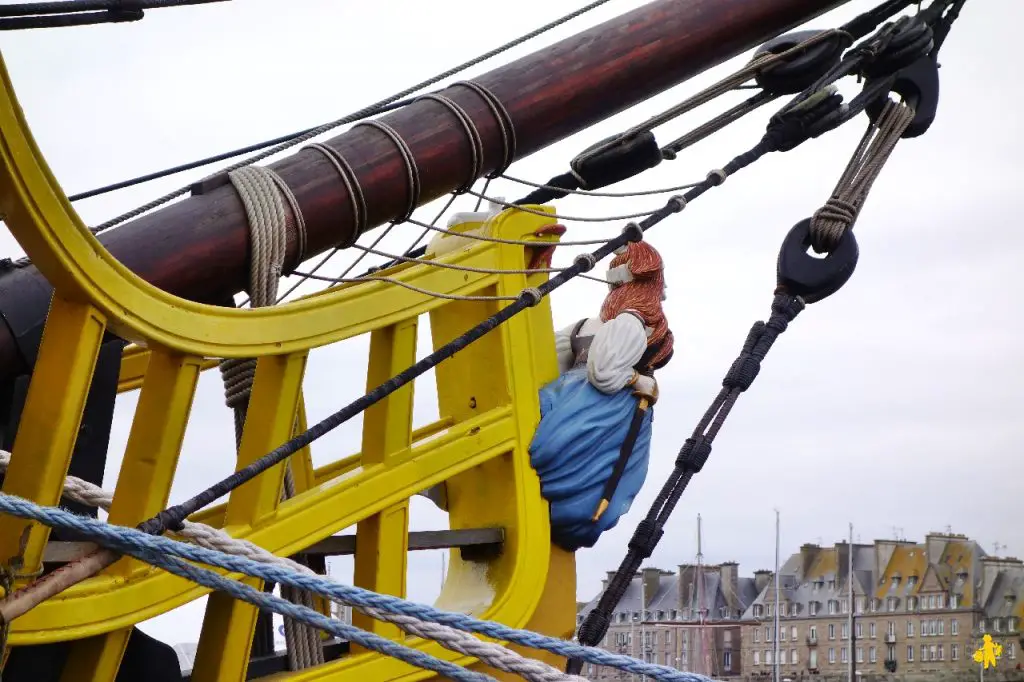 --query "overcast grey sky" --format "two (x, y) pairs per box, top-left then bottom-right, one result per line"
(2, 0), (1021, 650)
